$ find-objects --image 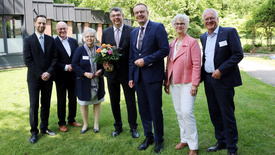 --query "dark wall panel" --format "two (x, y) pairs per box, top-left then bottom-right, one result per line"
(75, 10), (80, 22)
(56, 6), (62, 20)
(38, 3), (46, 15)
(69, 7), (75, 21)
(4, 0), (13, 14)
(46, 3), (53, 19)
(14, 0), (24, 14)
(63, 7), (69, 21)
